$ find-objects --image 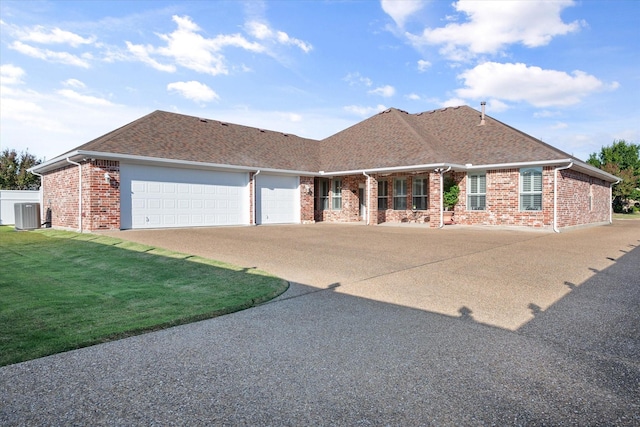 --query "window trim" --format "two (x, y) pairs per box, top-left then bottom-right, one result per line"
(412, 176), (428, 210)
(377, 180), (388, 210)
(331, 178), (342, 211)
(393, 178), (407, 210)
(467, 172), (486, 211)
(520, 167), (543, 211)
